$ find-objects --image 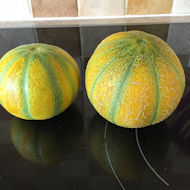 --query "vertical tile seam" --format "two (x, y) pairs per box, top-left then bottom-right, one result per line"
(26, 0), (34, 18)
(124, 0), (127, 15)
(171, 0), (175, 13)
(33, 28), (39, 43)
(26, 0), (39, 42)
(124, 0), (128, 30)
(77, 0), (80, 16)
(27, 0), (38, 44)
